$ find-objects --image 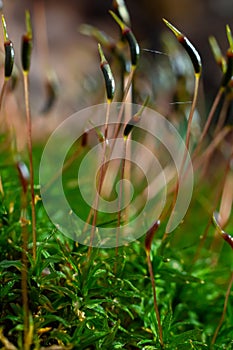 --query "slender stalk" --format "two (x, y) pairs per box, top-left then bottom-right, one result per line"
(85, 34), (136, 252)
(113, 66), (136, 139)
(193, 126), (231, 177)
(161, 19), (202, 240)
(146, 250), (164, 348)
(192, 87), (224, 159)
(86, 44), (115, 251)
(211, 271), (233, 347)
(194, 26), (233, 158)
(144, 221), (164, 347)
(214, 93), (231, 136)
(104, 96), (111, 139)
(192, 148), (233, 266)
(85, 67), (135, 254)
(17, 161), (30, 350)
(210, 169), (233, 262)
(115, 138), (127, 266)
(87, 101), (111, 257)
(199, 87), (225, 142)
(115, 96), (149, 263)
(123, 135), (131, 223)
(21, 215), (30, 350)
(163, 73), (200, 239)
(84, 67), (135, 235)
(185, 73), (201, 151)
(23, 73), (36, 260)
